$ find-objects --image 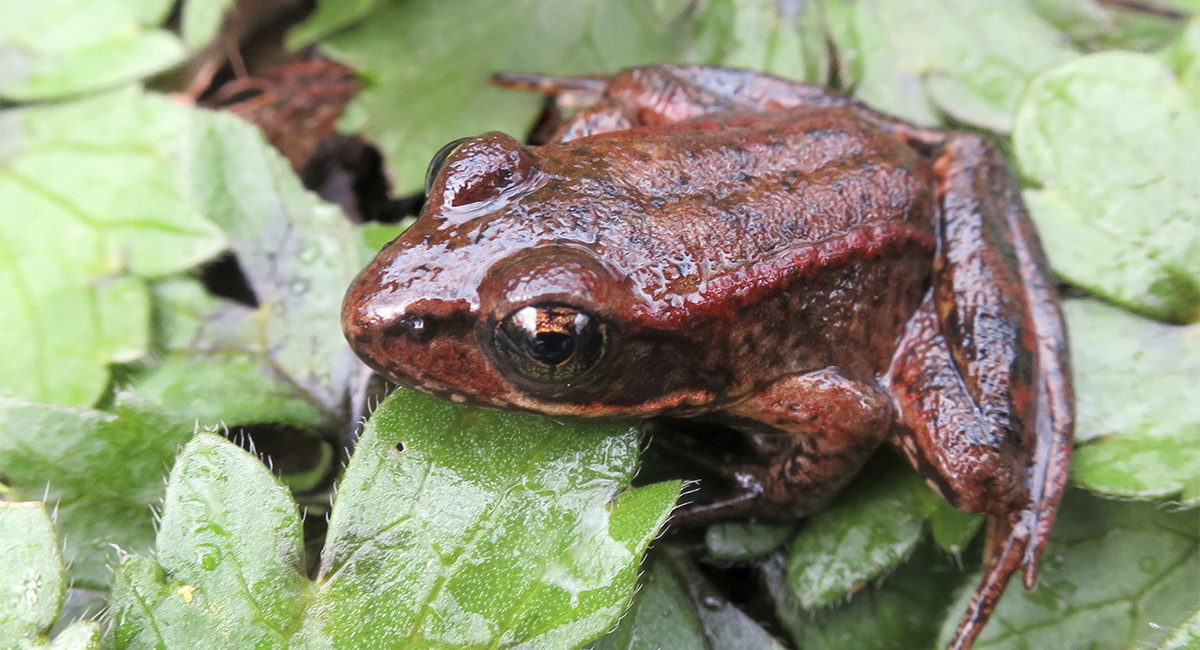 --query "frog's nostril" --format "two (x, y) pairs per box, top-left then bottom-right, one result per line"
(385, 314), (432, 343)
